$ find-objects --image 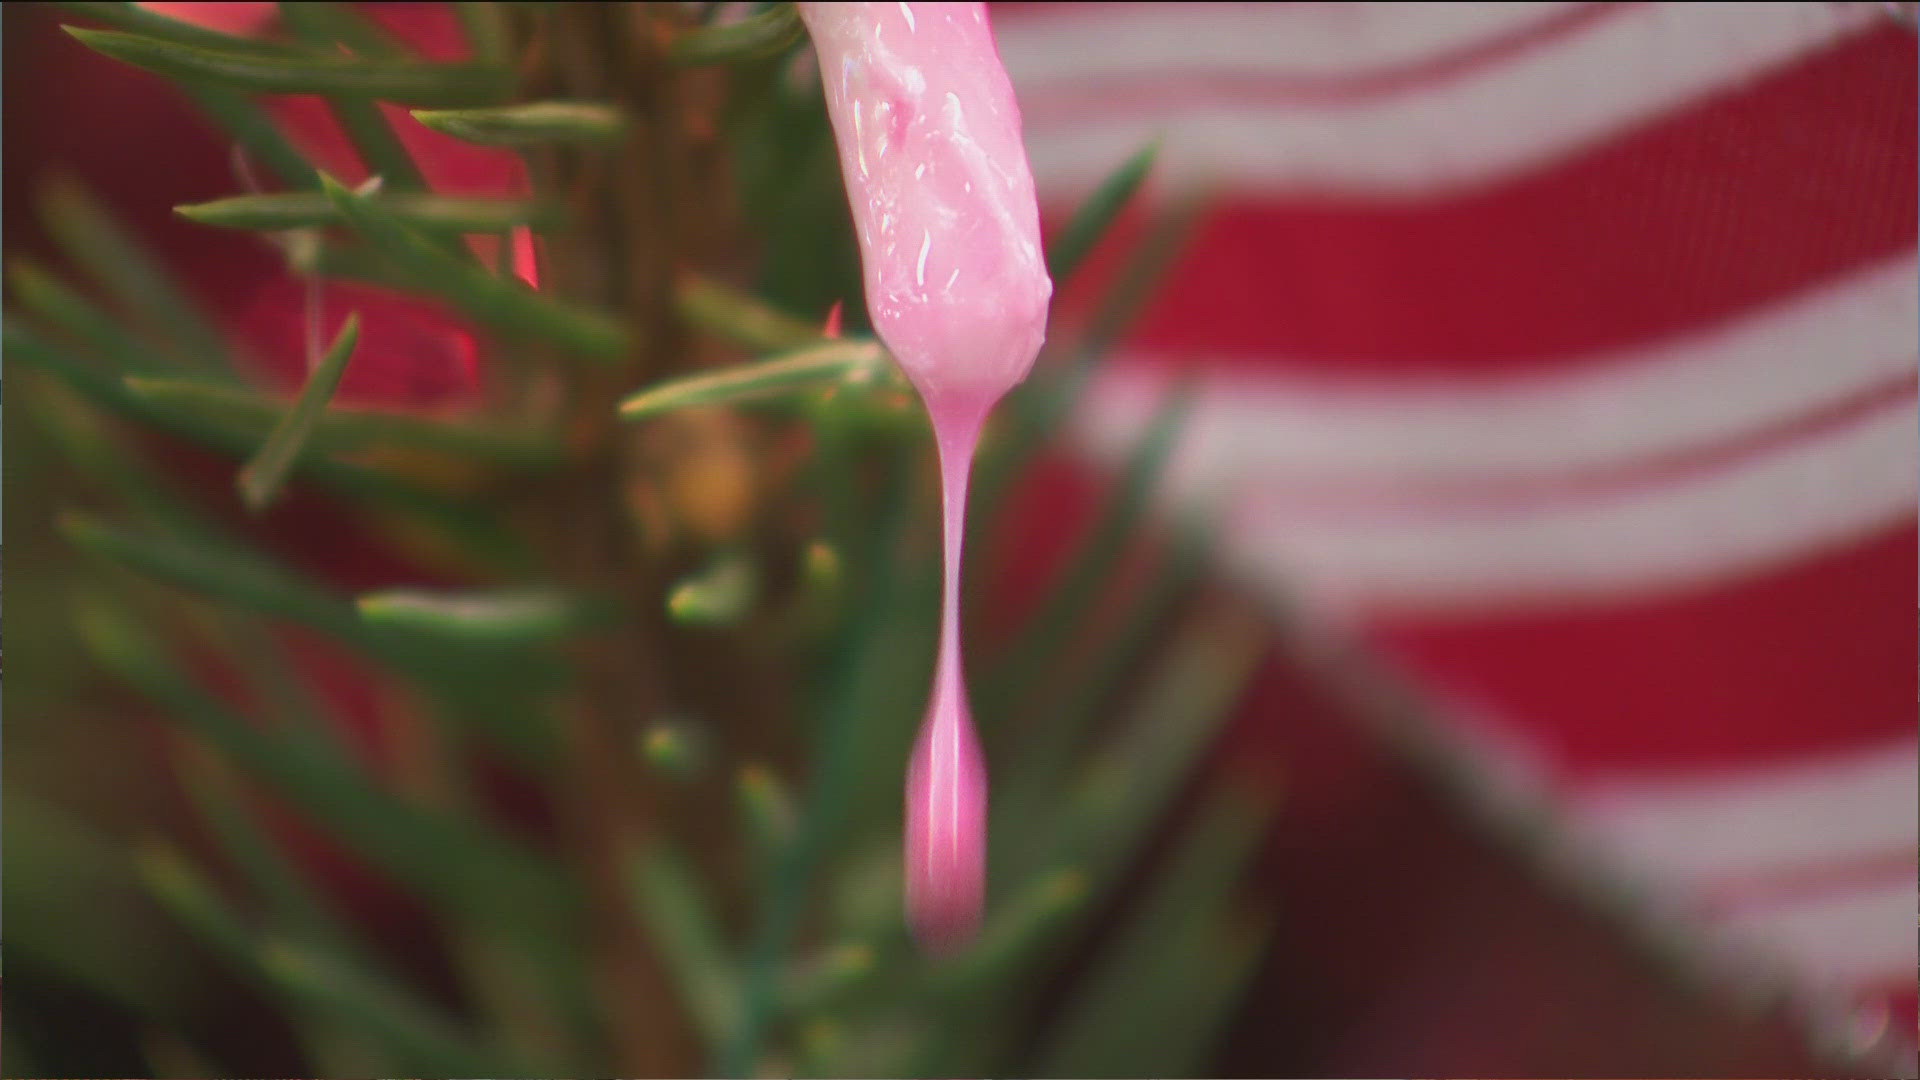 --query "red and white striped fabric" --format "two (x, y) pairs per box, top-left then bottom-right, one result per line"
(995, 0), (1917, 1057)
